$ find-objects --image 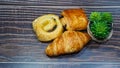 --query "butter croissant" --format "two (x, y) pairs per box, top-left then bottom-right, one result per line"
(32, 14), (63, 41)
(45, 31), (91, 56)
(61, 8), (88, 31)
